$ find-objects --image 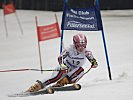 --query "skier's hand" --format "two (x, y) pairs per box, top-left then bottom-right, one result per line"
(60, 64), (68, 70)
(91, 59), (98, 68)
(91, 65), (97, 68)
